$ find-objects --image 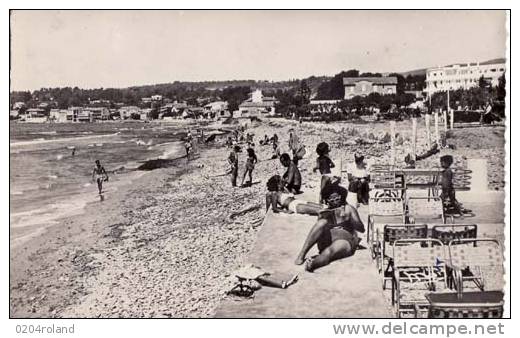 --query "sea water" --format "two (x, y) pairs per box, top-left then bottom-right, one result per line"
(9, 121), (190, 246)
